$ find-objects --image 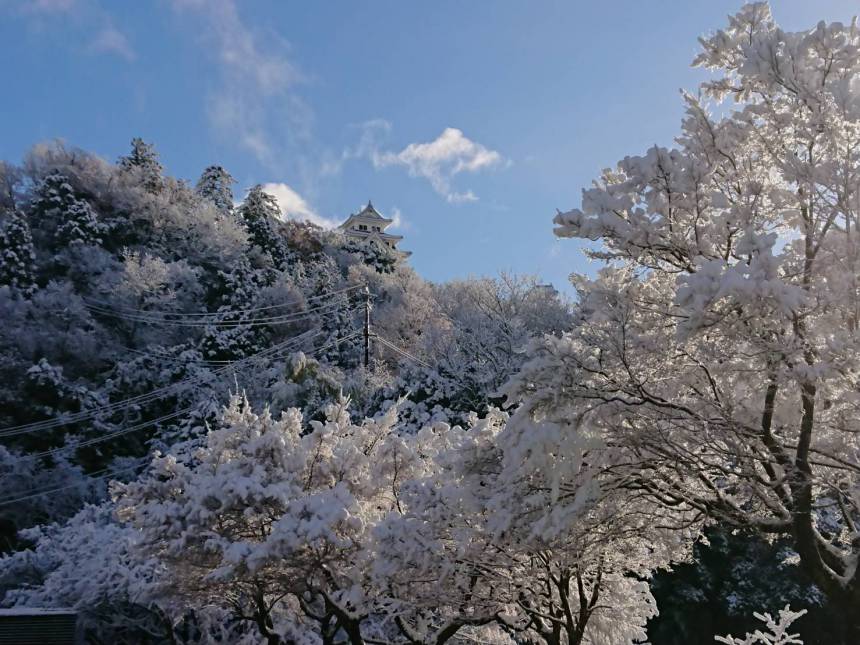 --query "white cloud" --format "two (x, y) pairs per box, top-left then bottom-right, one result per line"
(389, 206), (409, 231)
(89, 24), (135, 61)
(378, 127), (502, 202)
(171, 0), (309, 171)
(261, 182), (338, 229)
(351, 124), (505, 203)
(13, 0), (136, 63)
